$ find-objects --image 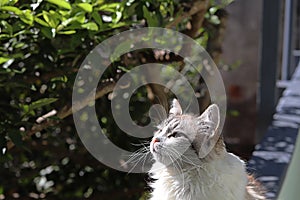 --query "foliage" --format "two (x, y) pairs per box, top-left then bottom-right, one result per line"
(0, 0), (232, 199)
